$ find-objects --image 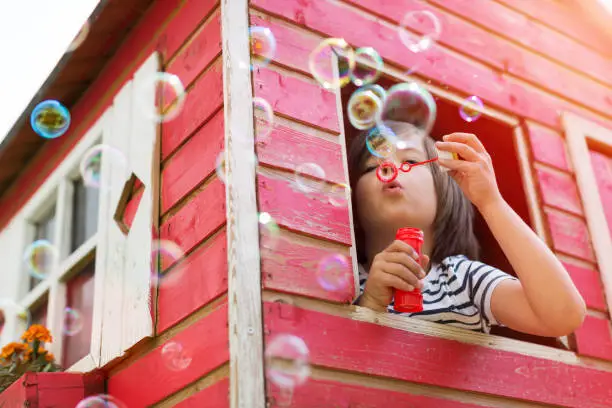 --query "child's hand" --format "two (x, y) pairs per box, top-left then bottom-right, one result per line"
(435, 133), (503, 212)
(359, 240), (429, 312)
